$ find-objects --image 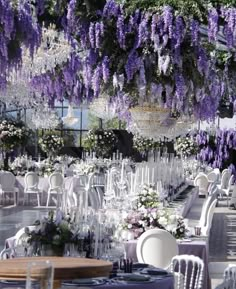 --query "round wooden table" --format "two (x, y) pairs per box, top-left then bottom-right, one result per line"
(0, 257), (112, 289)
